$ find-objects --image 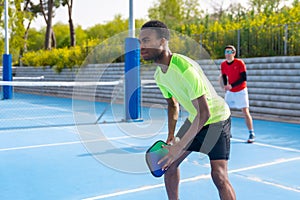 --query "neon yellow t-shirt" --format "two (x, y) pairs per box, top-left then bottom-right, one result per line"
(154, 53), (230, 125)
